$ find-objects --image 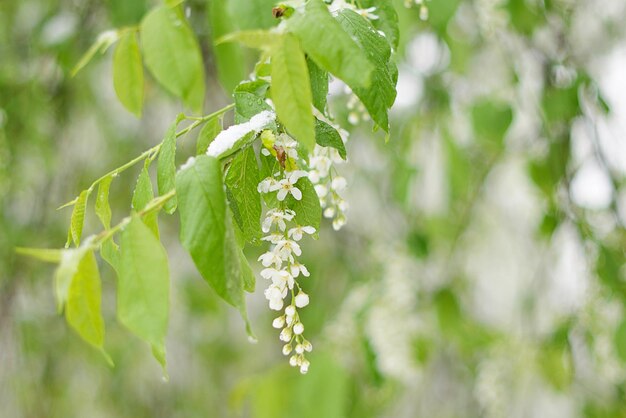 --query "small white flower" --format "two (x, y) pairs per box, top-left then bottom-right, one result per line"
(282, 344), (292, 355)
(280, 327), (293, 342)
(310, 156), (331, 178)
(332, 215), (346, 231)
(261, 267), (295, 289)
(295, 291), (310, 308)
(314, 184), (328, 198)
(288, 225), (316, 241)
(289, 355), (299, 367)
(275, 133), (298, 149)
(331, 176), (347, 191)
(262, 209), (295, 232)
(257, 177), (277, 193)
(274, 239), (302, 259)
(329, 149), (344, 164)
(269, 296), (284, 311)
(303, 340), (313, 352)
(357, 6), (379, 20)
(323, 207), (336, 218)
(272, 316), (285, 328)
(328, 0), (356, 13)
(308, 170), (321, 183)
(261, 233), (283, 244)
(265, 285), (287, 311)
(295, 344), (305, 354)
(300, 359), (310, 374)
(293, 322), (304, 335)
(285, 305), (296, 318)
(290, 262), (310, 278)
(258, 251), (282, 268)
(273, 171), (308, 201)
